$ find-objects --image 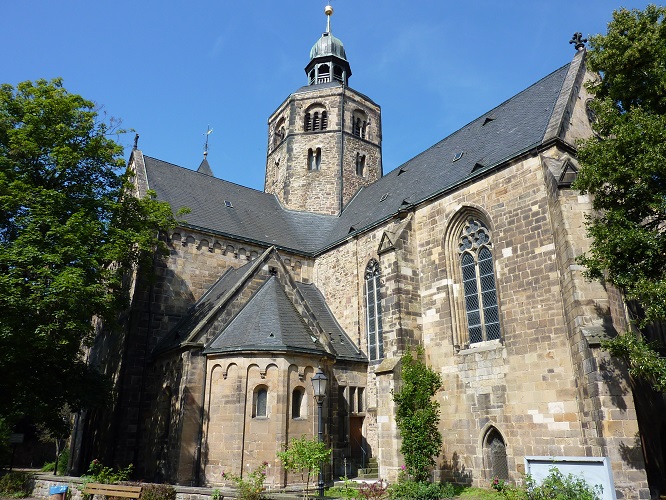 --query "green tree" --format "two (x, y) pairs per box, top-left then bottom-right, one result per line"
(574, 5), (666, 388)
(277, 435), (331, 498)
(0, 78), (178, 434)
(392, 347), (442, 483)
